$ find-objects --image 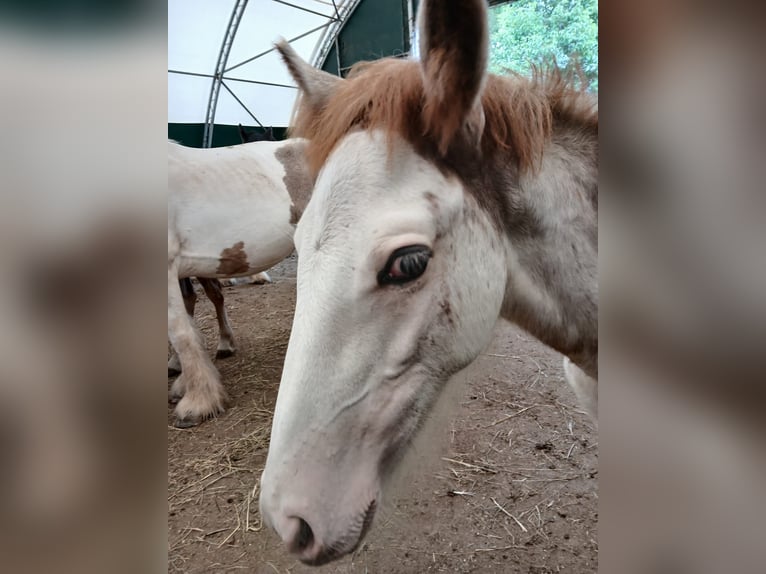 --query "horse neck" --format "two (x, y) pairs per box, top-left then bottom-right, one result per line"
(495, 129), (598, 377)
